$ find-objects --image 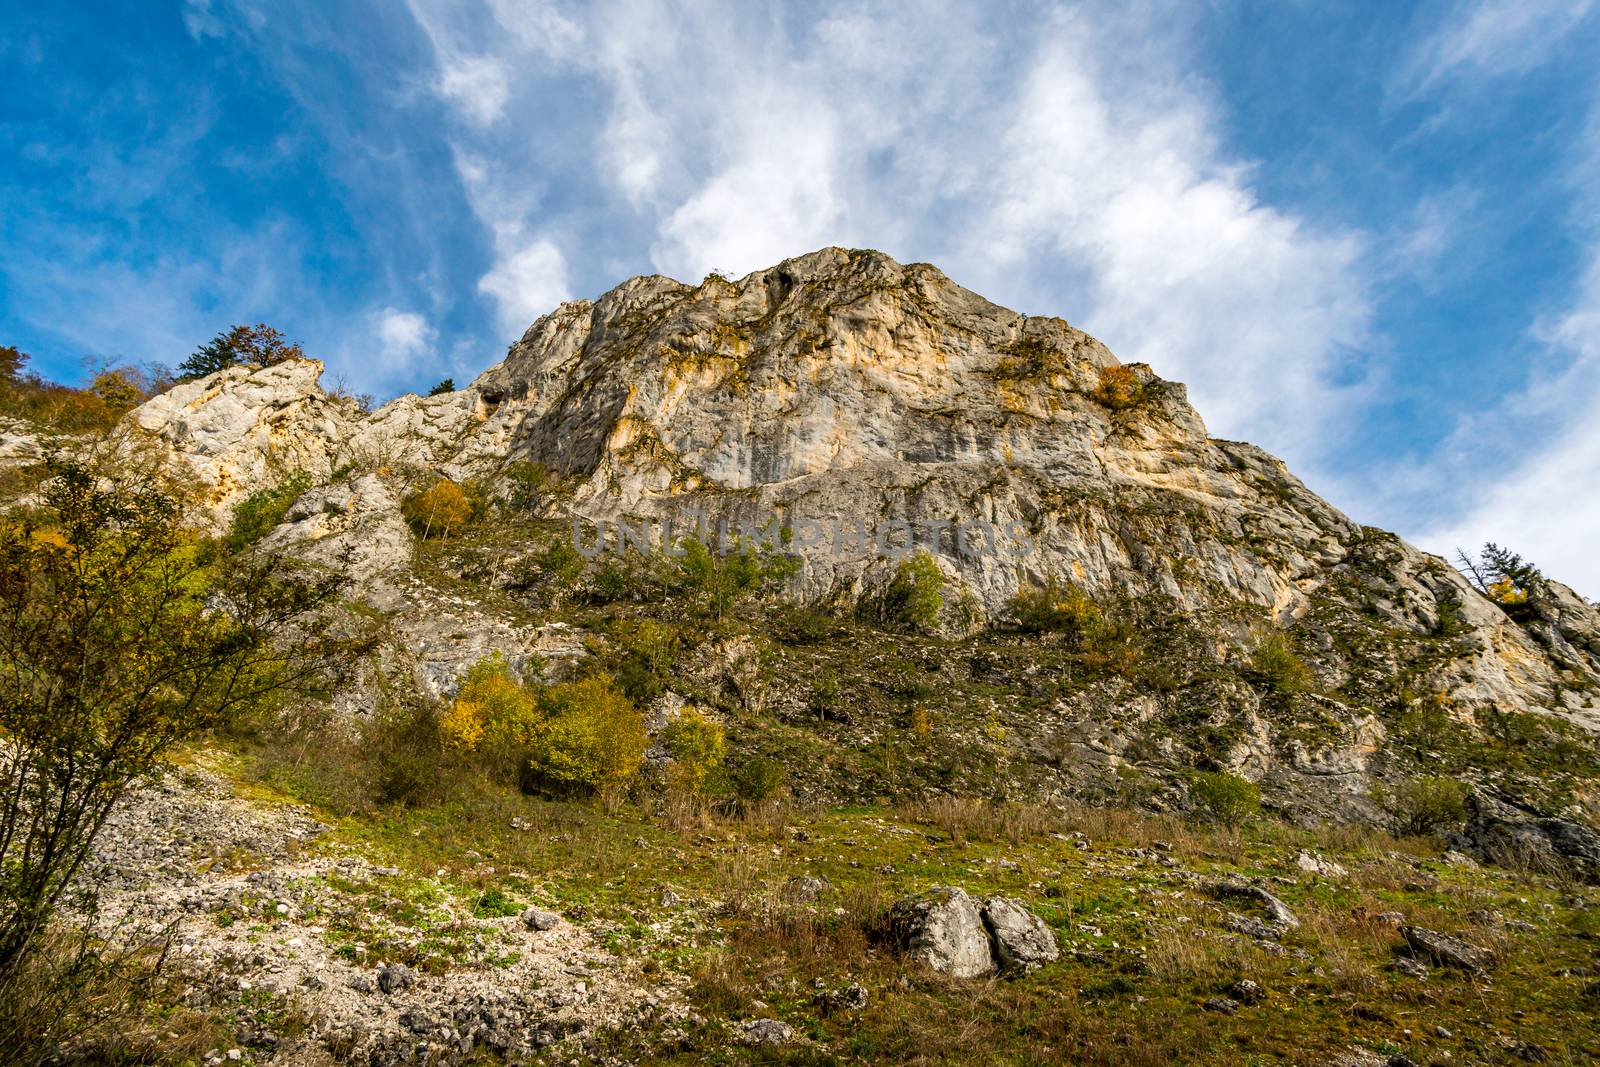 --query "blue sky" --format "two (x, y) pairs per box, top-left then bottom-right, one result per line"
(2, 1), (1597, 595)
